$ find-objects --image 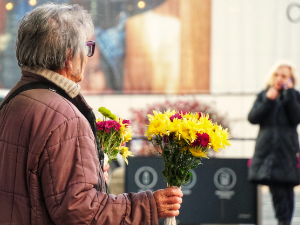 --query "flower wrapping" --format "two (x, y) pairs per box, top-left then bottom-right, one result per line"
(96, 107), (133, 164)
